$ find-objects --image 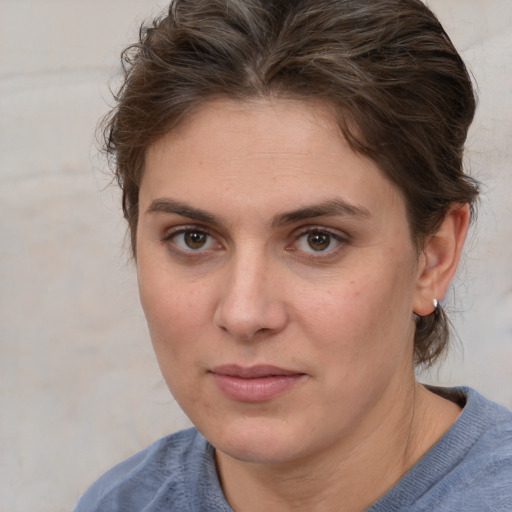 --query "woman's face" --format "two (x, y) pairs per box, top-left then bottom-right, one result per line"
(137, 98), (423, 464)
